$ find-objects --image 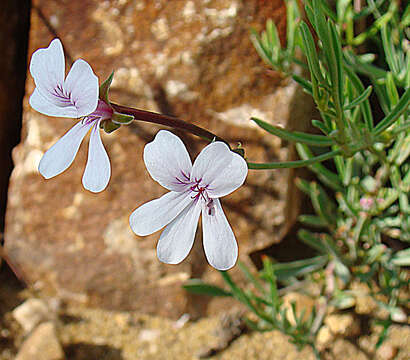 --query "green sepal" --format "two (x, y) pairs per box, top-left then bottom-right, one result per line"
(99, 71), (114, 103)
(101, 119), (121, 134)
(111, 111), (134, 125)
